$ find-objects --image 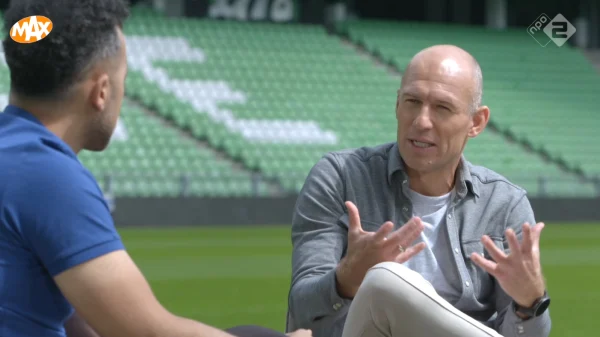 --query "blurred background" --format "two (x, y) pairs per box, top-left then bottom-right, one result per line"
(2, 0), (600, 336)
